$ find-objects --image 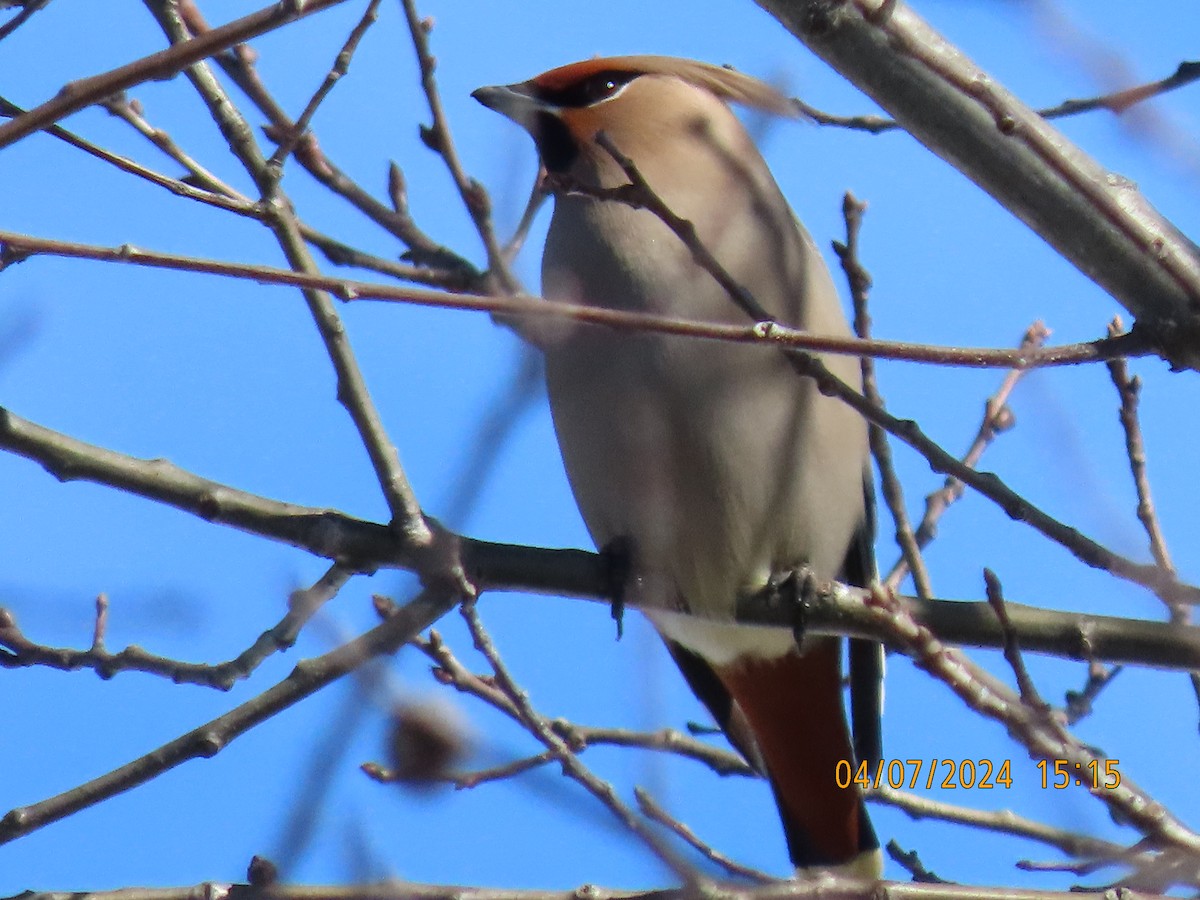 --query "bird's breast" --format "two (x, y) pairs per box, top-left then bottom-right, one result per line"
(539, 190), (867, 650)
